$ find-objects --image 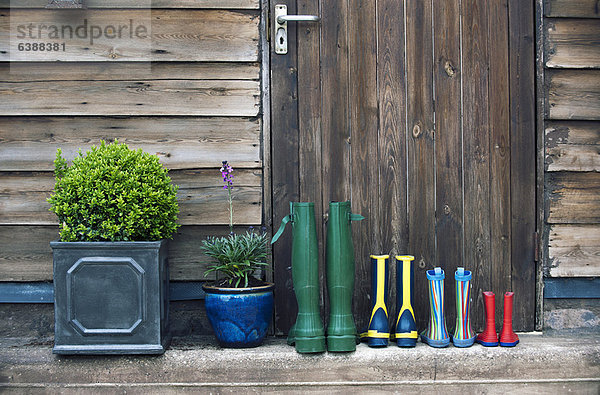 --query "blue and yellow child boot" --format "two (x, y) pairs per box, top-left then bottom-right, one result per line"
(421, 267), (450, 347)
(394, 255), (418, 347)
(360, 255), (390, 347)
(451, 267), (476, 347)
